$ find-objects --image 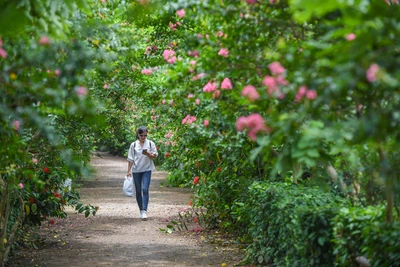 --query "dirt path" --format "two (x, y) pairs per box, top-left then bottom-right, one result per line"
(7, 152), (245, 267)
